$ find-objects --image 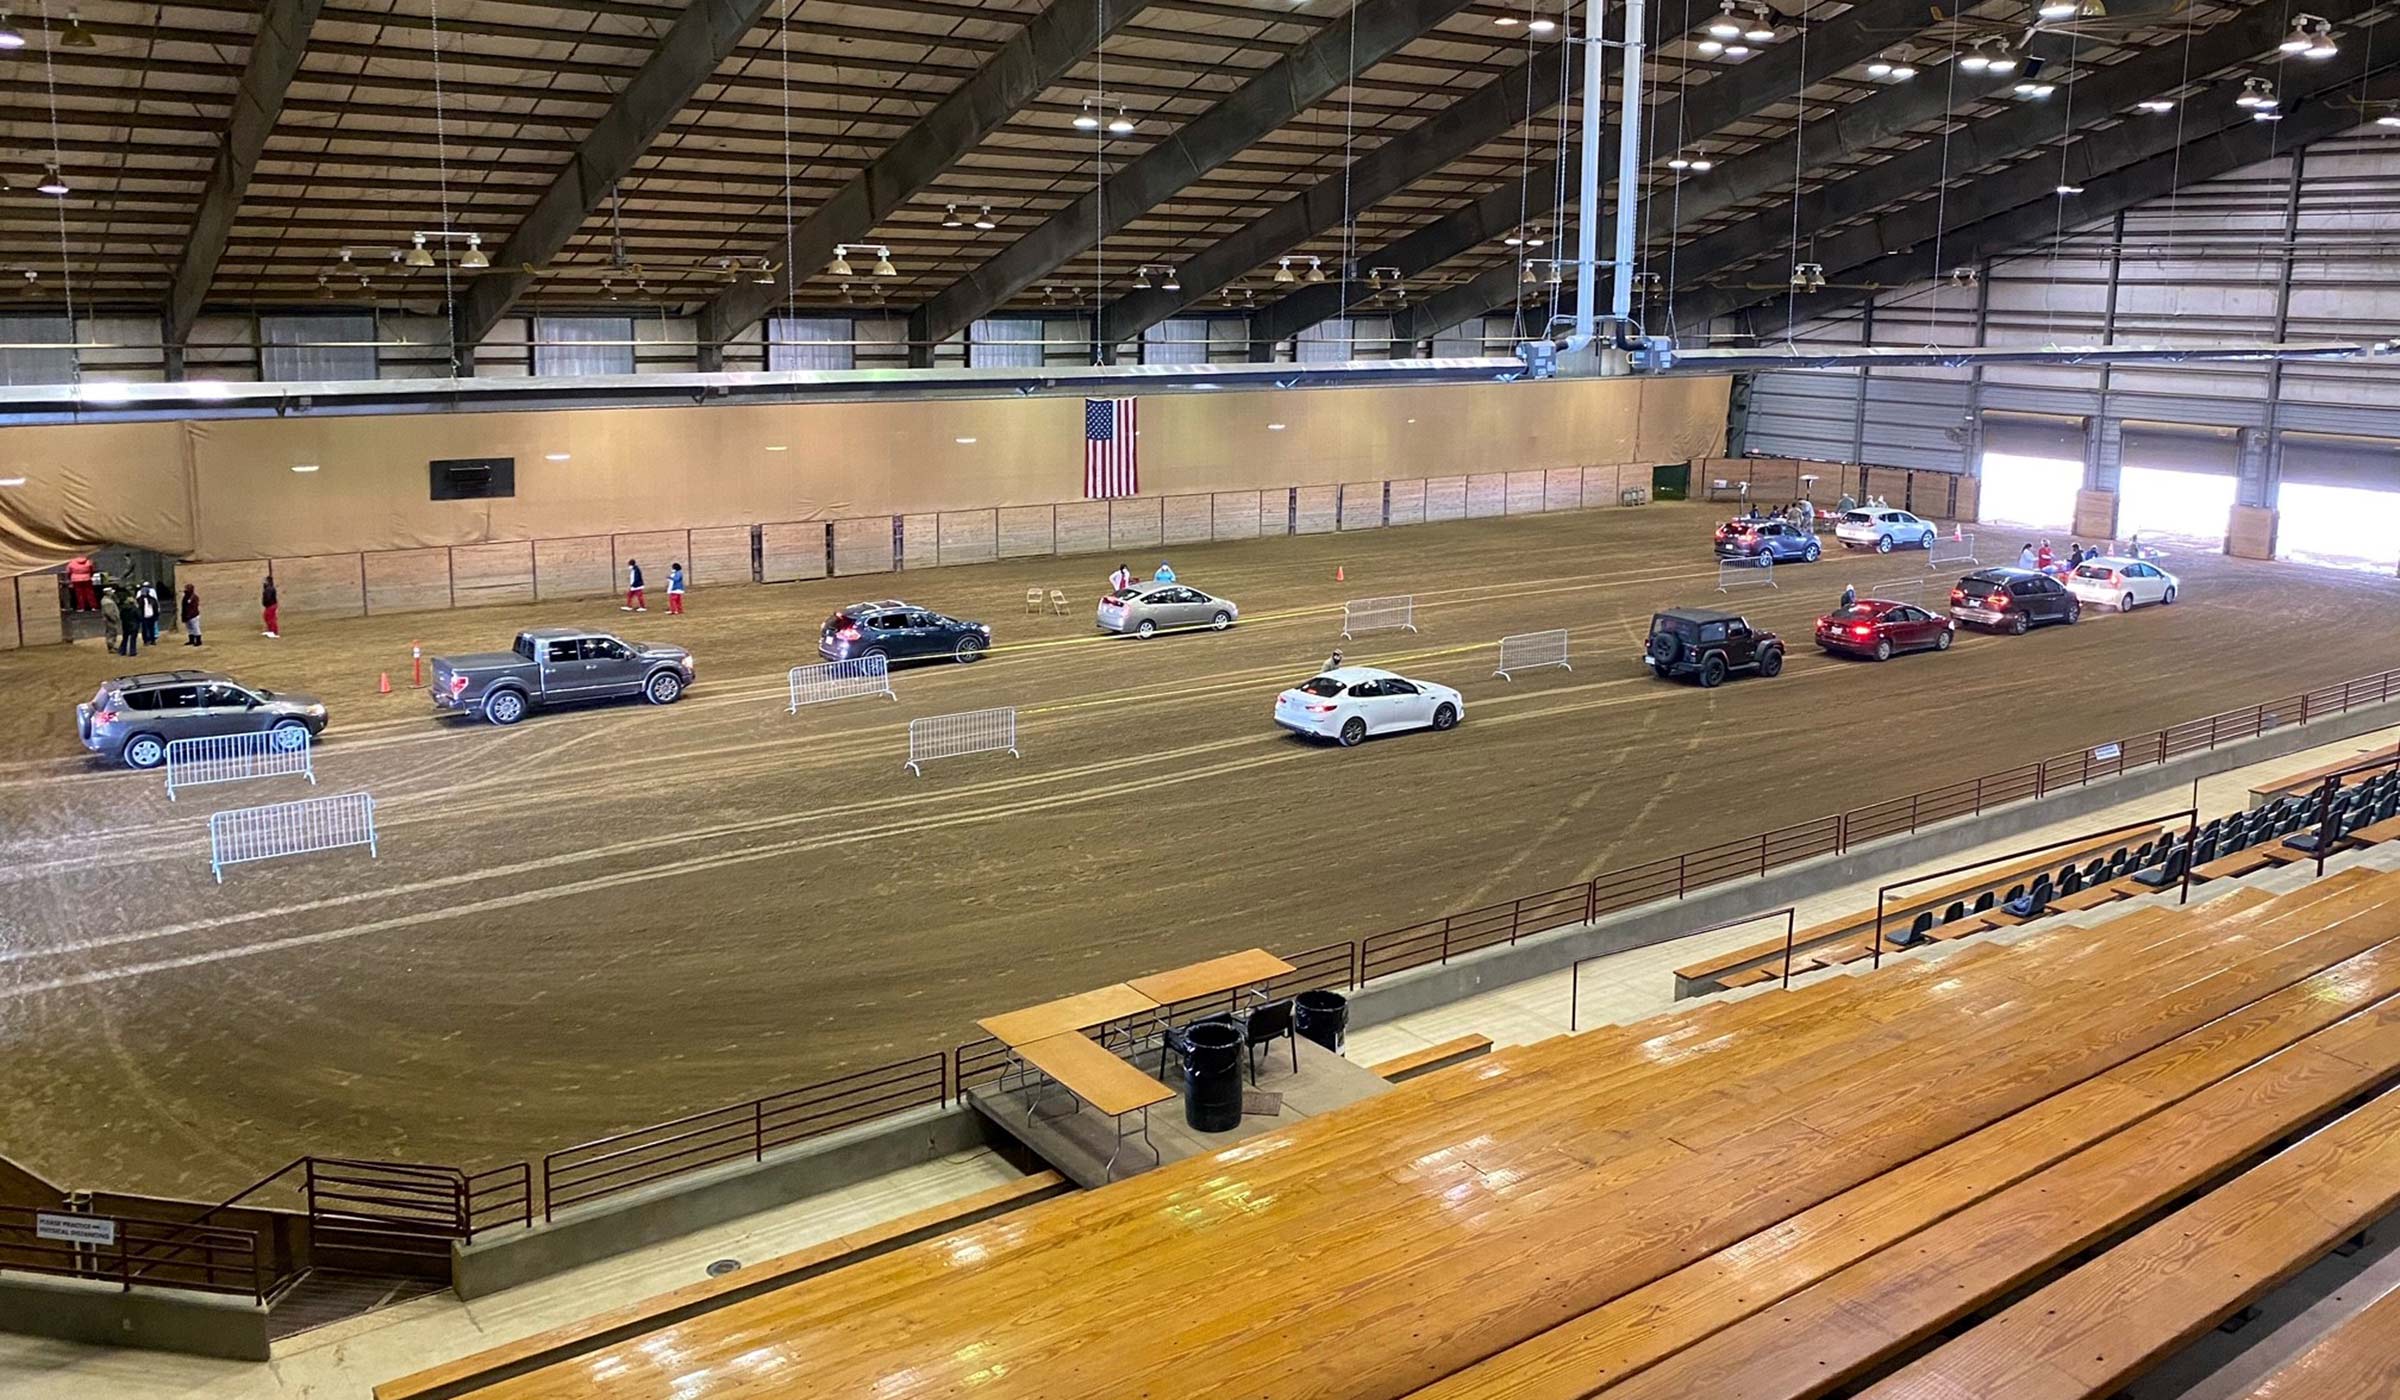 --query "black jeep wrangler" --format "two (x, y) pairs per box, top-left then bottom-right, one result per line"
(1643, 607), (1784, 687)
